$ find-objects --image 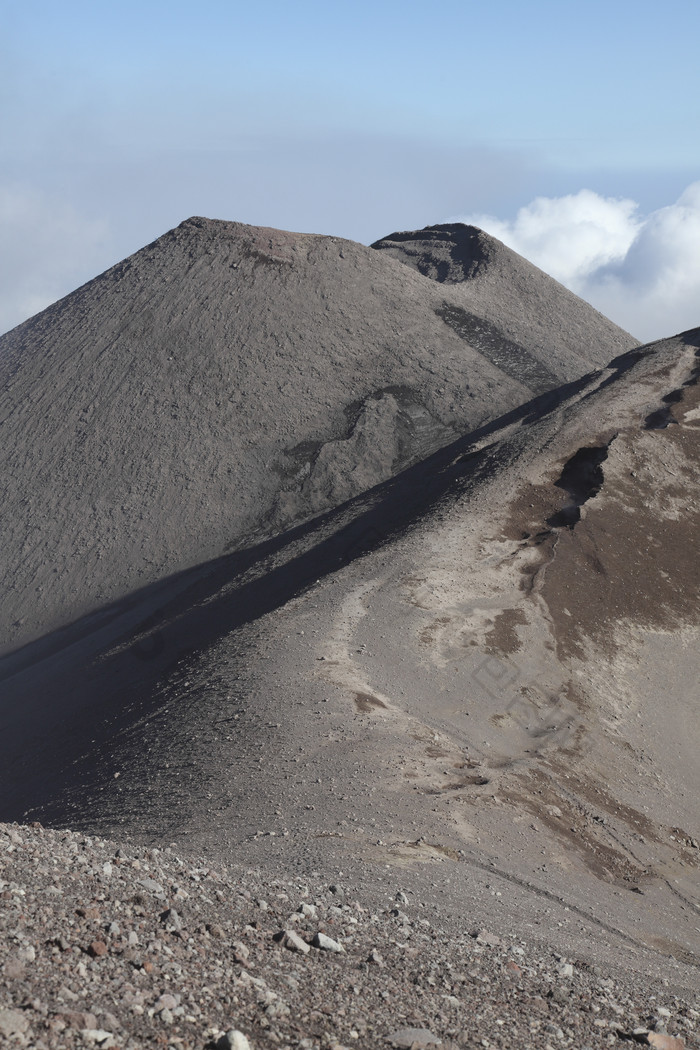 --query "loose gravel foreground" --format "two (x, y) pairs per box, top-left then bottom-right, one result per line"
(1, 823), (697, 1050)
